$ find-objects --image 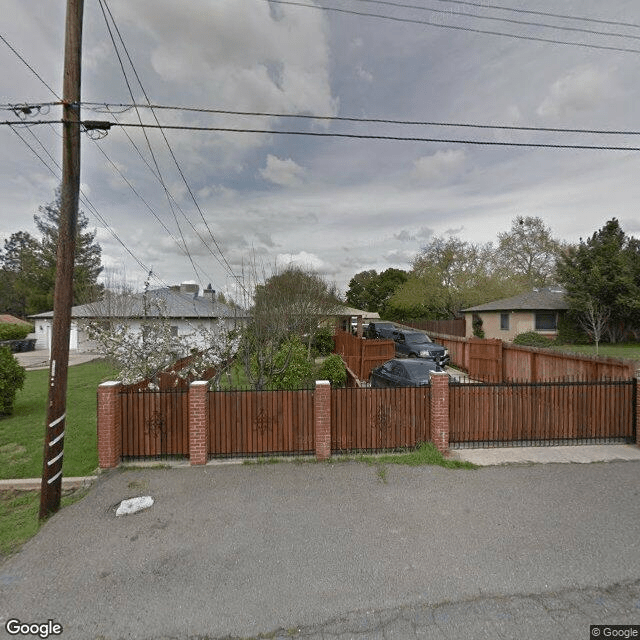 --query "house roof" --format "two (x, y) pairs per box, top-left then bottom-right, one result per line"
(0, 314), (31, 325)
(463, 287), (569, 313)
(337, 305), (381, 320)
(30, 287), (247, 320)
